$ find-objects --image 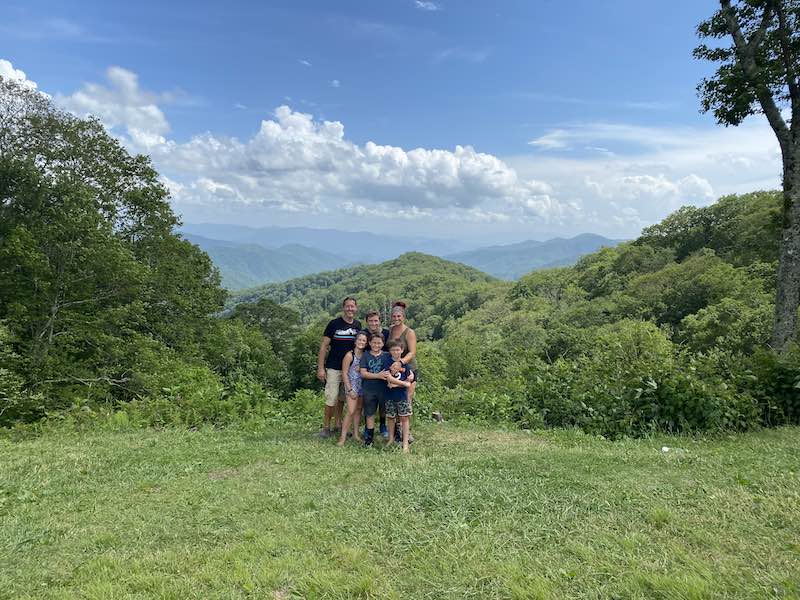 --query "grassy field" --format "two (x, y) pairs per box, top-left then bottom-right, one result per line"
(1, 423), (799, 599)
